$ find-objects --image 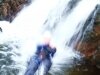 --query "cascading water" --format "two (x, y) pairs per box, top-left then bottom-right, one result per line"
(0, 0), (99, 75)
(68, 4), (100, 48)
